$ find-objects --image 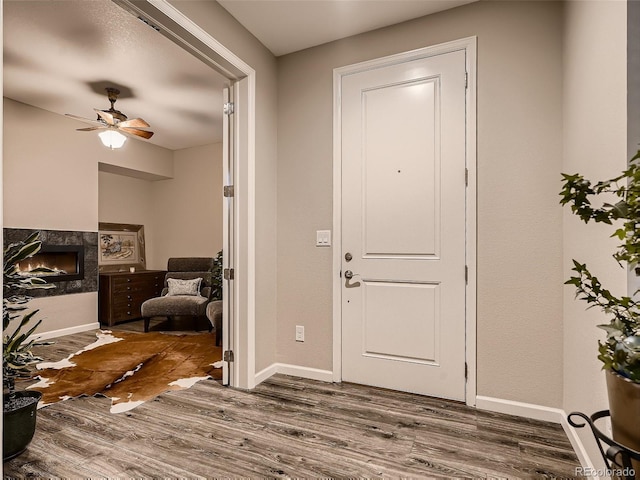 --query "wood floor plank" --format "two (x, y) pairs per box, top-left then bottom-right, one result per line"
(517, 441), (584, 477)
(3, 325), (581, 478)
